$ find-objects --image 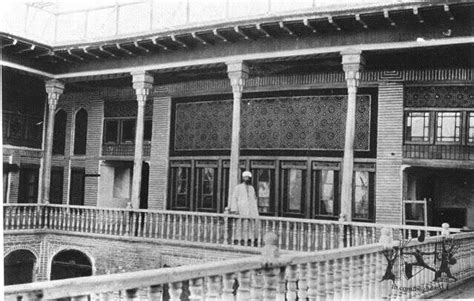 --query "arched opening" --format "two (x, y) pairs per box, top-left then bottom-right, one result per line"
(4, 249), (36, 285)
(52, 109), (67, 155)
(74, 109), (88, 155)
(50, 250), (92, 280)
